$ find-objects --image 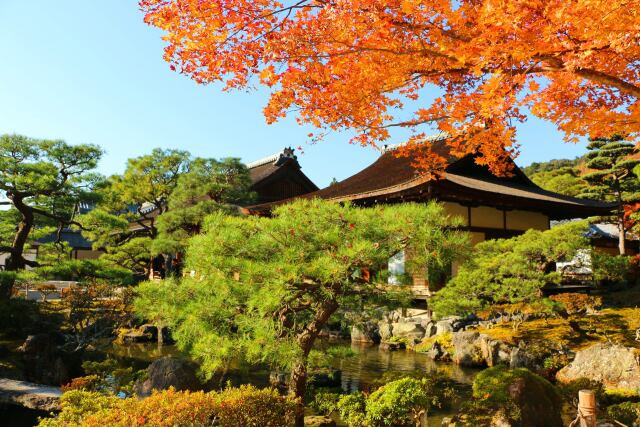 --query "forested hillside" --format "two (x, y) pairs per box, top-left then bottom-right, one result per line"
(522, 157), (587, 197)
